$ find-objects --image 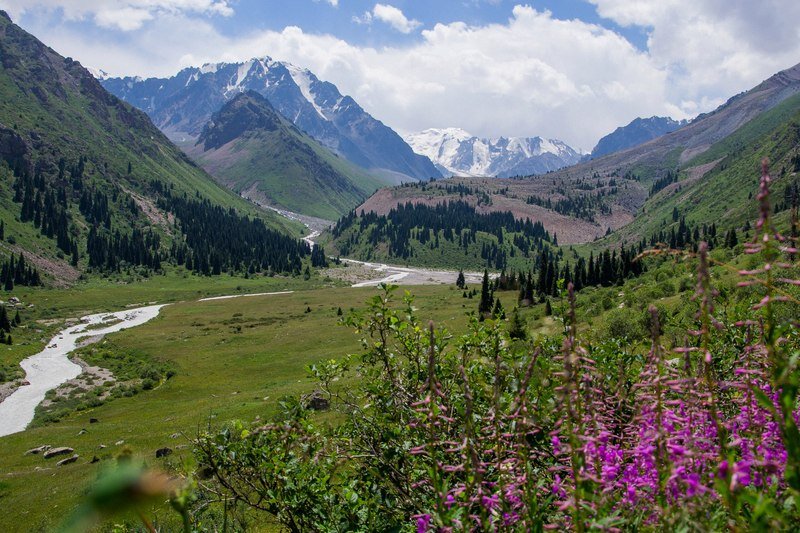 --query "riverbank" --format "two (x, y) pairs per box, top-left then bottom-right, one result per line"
(0, 305), (166, 437)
